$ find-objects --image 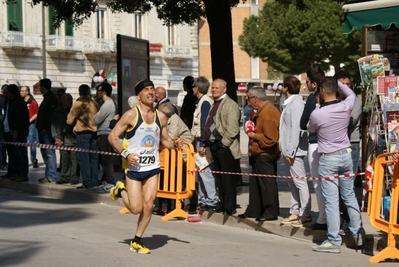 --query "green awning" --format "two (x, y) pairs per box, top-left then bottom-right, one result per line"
(343, 0), (399, 33)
